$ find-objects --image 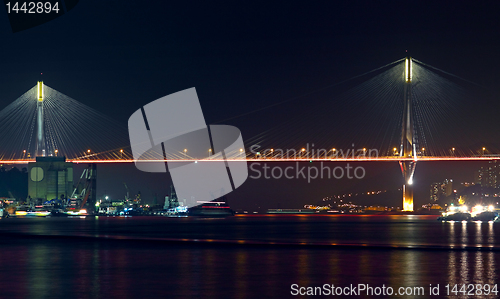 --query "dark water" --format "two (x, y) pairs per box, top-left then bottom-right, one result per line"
(0, 215), (499, 298)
